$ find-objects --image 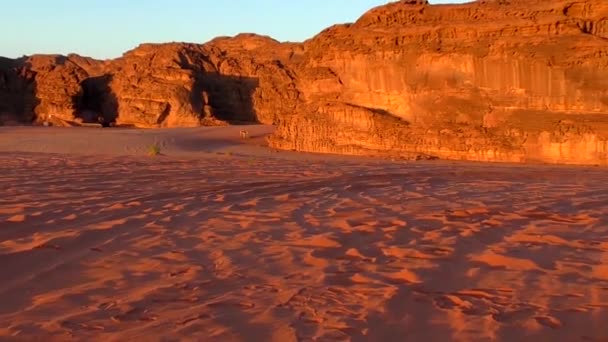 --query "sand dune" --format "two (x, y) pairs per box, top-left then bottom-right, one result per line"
(1, 126), (608, 341)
